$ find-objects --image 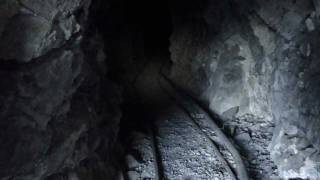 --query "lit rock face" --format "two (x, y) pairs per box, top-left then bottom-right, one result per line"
(169, 0), (320, 179)
(0, 0), (121, 179)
